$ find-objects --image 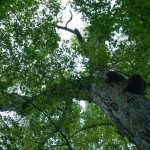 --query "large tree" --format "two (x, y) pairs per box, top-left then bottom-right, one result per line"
(0, 0), (150, 149)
